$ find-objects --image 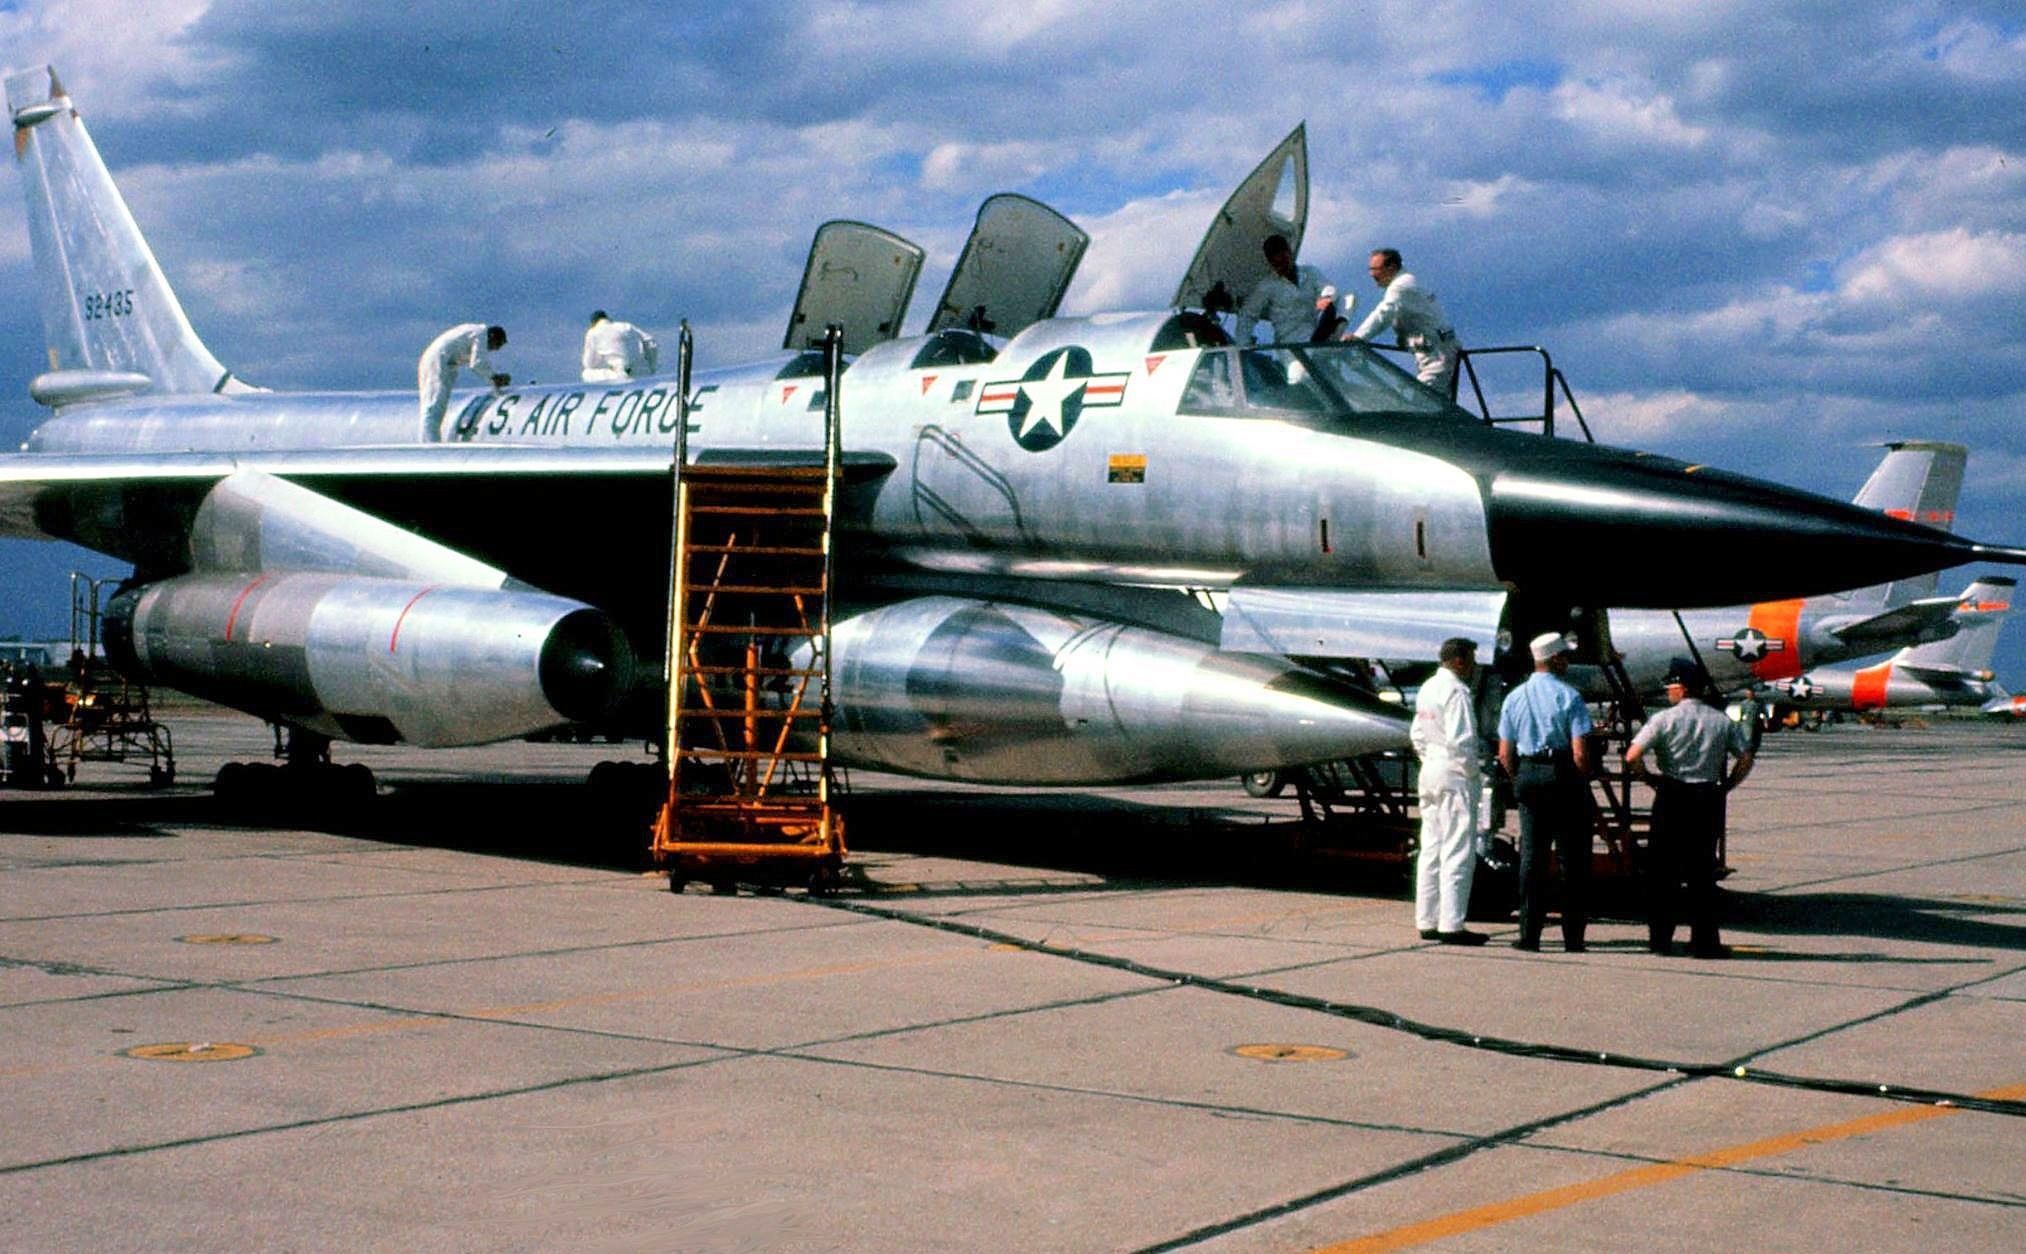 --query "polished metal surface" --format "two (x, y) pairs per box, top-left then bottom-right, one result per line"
(110, 574), (631, 746)
(190, 470), (509, 586)
(1220, 587), (1508, 660)
(825, 595), (1410, 783)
